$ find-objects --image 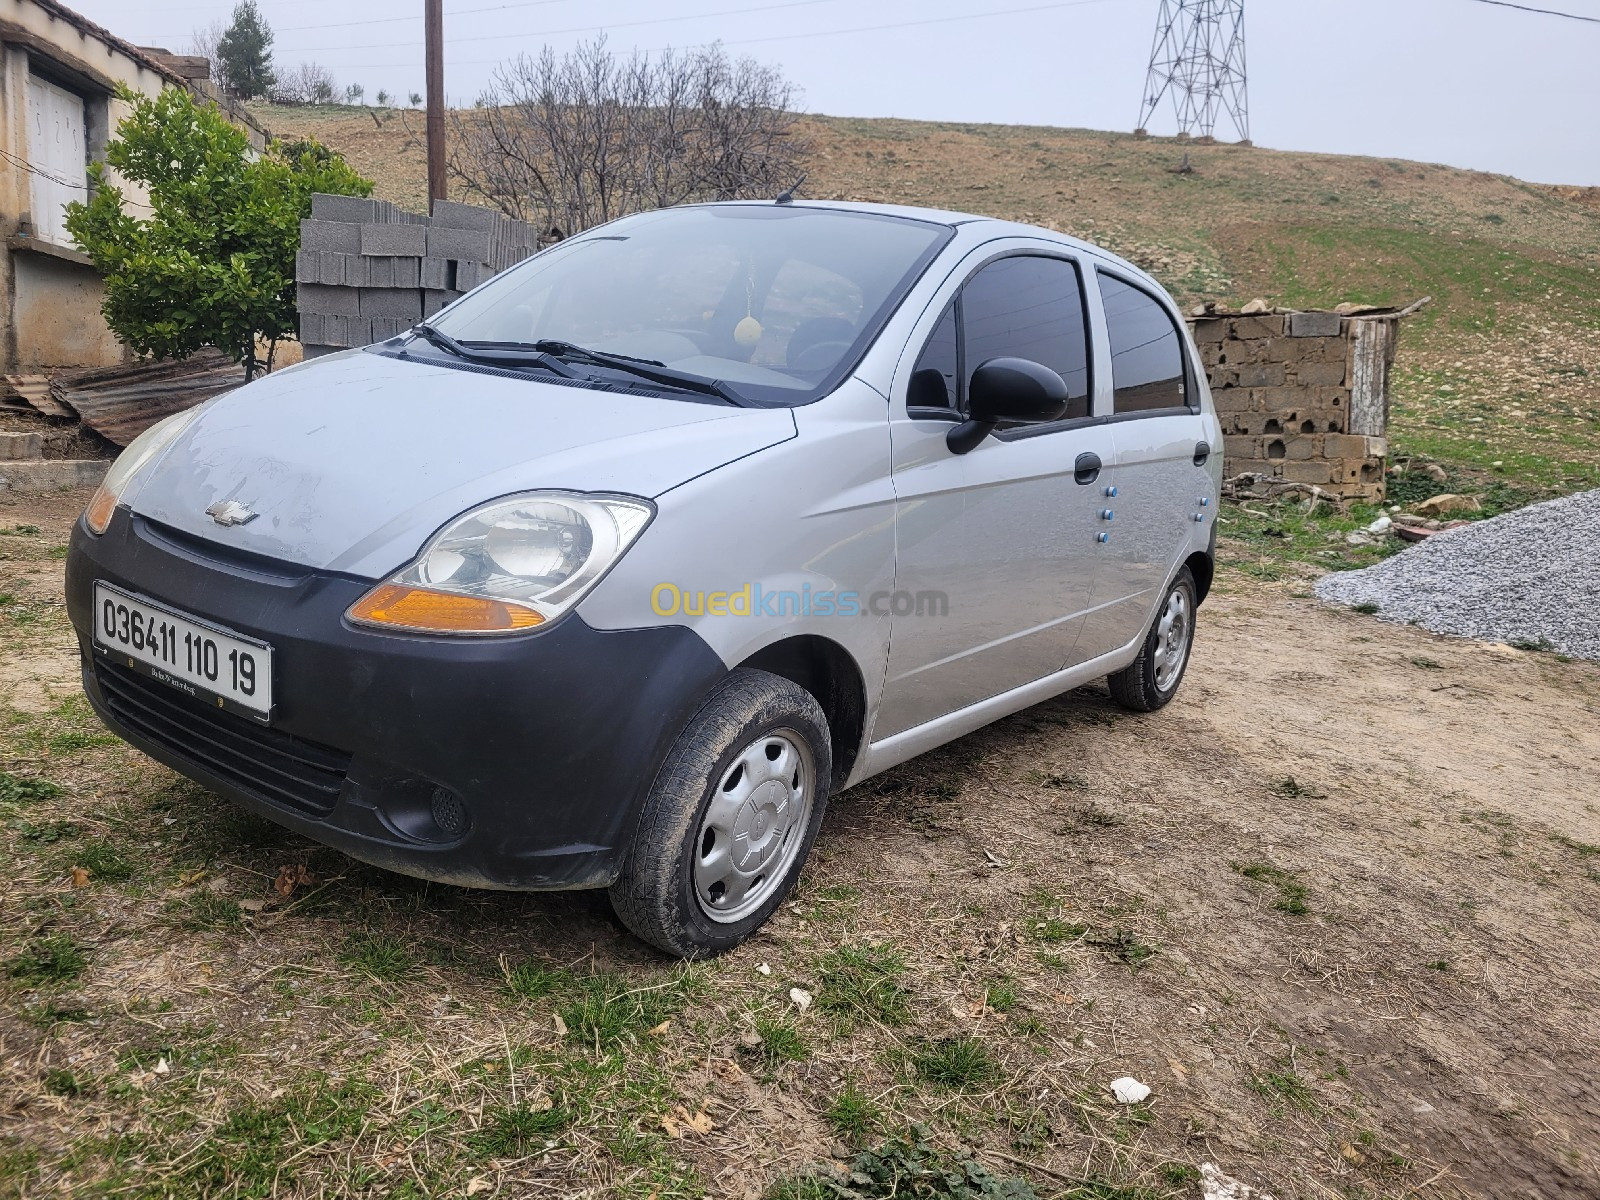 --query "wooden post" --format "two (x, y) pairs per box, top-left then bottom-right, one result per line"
(425, 0), (445, 212)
